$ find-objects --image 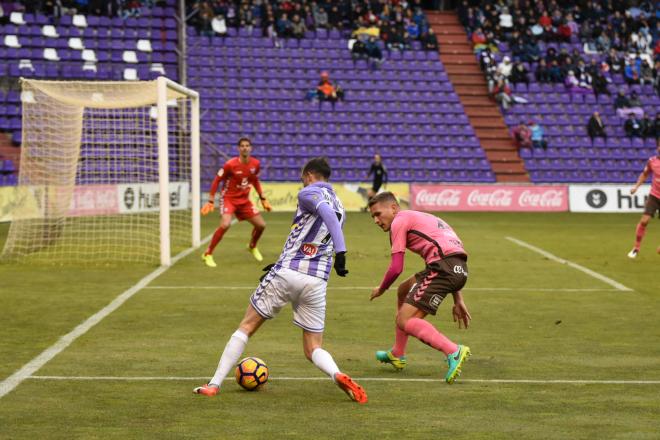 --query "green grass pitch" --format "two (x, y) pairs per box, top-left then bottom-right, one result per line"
(1, 211), (659, 439)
